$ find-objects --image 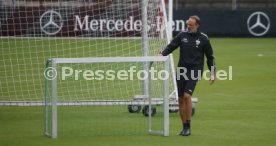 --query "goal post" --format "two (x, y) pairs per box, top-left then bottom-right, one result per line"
(45, 56), (170, 138)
